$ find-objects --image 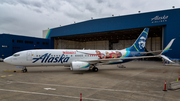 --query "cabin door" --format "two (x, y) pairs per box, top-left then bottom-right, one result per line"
(26, 51), (32, 61)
